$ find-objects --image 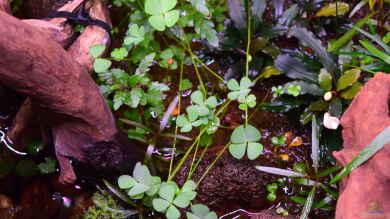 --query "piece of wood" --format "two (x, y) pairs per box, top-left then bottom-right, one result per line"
(0, 10), (141, 183)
